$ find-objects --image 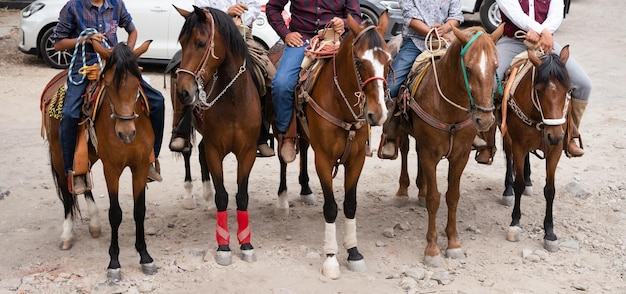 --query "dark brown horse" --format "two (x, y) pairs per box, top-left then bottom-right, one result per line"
(300, 13), (391, 279)
(174, 6), (261, 266)
(501, 47), (572, 252)
(382, 25), (504, 267)
(41, 40), (157, 280)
